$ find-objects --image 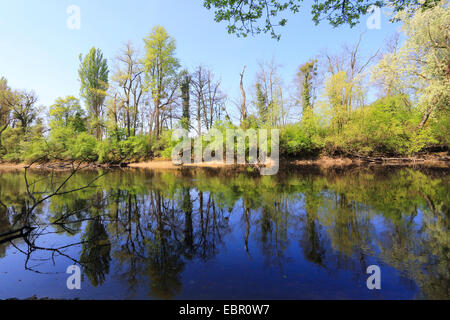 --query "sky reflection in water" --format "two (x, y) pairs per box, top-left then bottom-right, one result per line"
(0, 167), (448, 300)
